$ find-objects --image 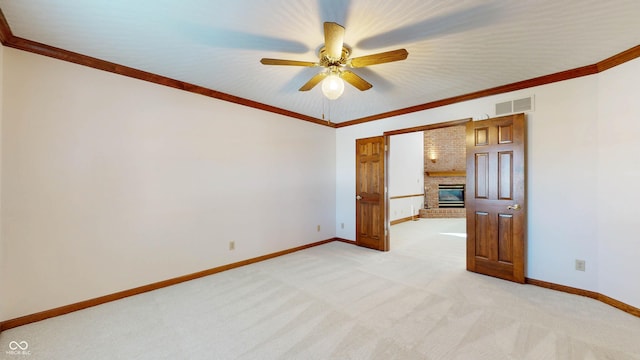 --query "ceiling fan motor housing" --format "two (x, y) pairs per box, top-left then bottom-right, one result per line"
(319, 46), (350, 67)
